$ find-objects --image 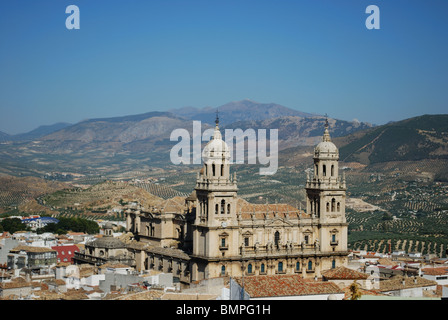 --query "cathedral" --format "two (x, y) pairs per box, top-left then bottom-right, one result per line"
(124, 117), (349, 285)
